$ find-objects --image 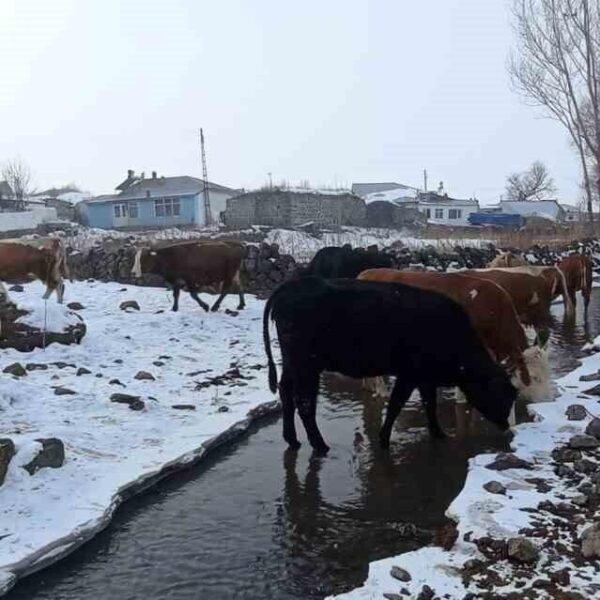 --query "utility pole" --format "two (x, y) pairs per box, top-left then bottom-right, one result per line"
(199, 128), (212, 227)
(423, 169), (428, 192)
(268, 172), (273, 189)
